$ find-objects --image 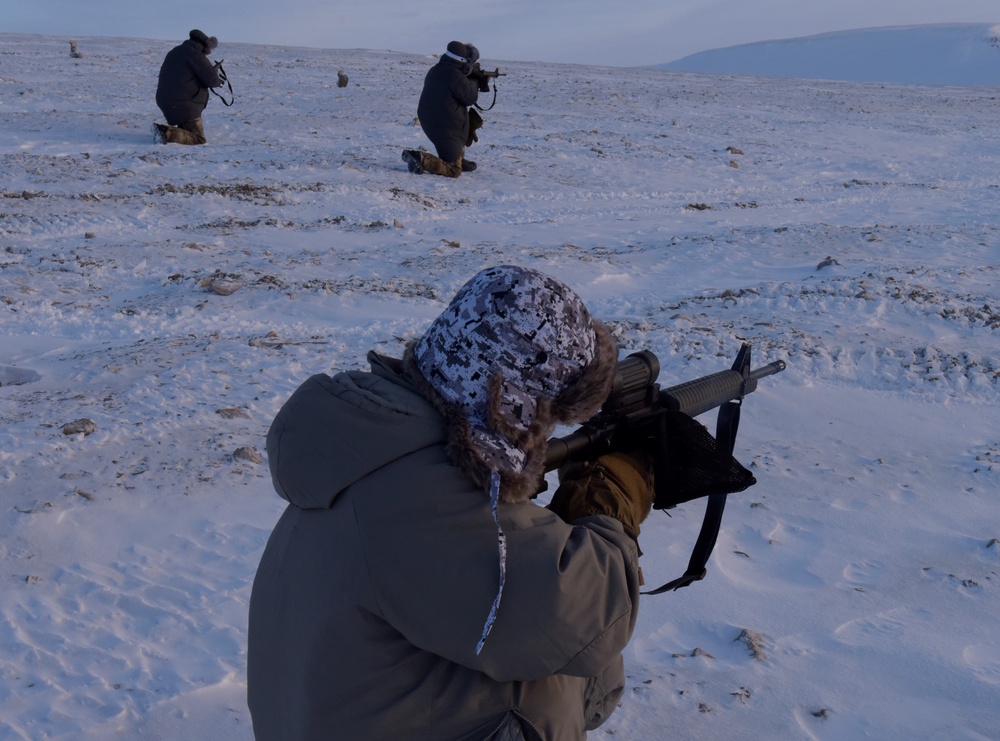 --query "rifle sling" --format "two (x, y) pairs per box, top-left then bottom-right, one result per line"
(642, 398), (742, 595)
(211, 63), (235, 106)
(474, 82), (499, 112)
